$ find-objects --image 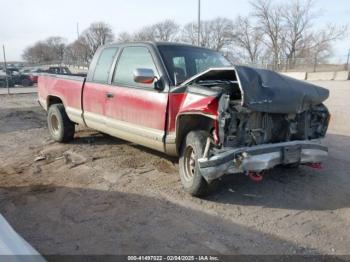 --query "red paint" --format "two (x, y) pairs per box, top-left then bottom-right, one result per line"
(82, 82), (110, 116)
(38, 75), (83, 110)
(248, 172), (264, 182)
(304, 163), (322, 169)
(167, 93), (218, 133)
(103, 84), (168, 130)
(38, 75), (220, 147)
(28, 75), (38, 83)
